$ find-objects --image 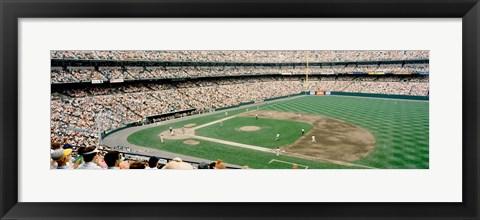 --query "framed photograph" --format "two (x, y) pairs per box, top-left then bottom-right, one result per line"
(49, 50), (429, 171)
(1, 0), (478, 219)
